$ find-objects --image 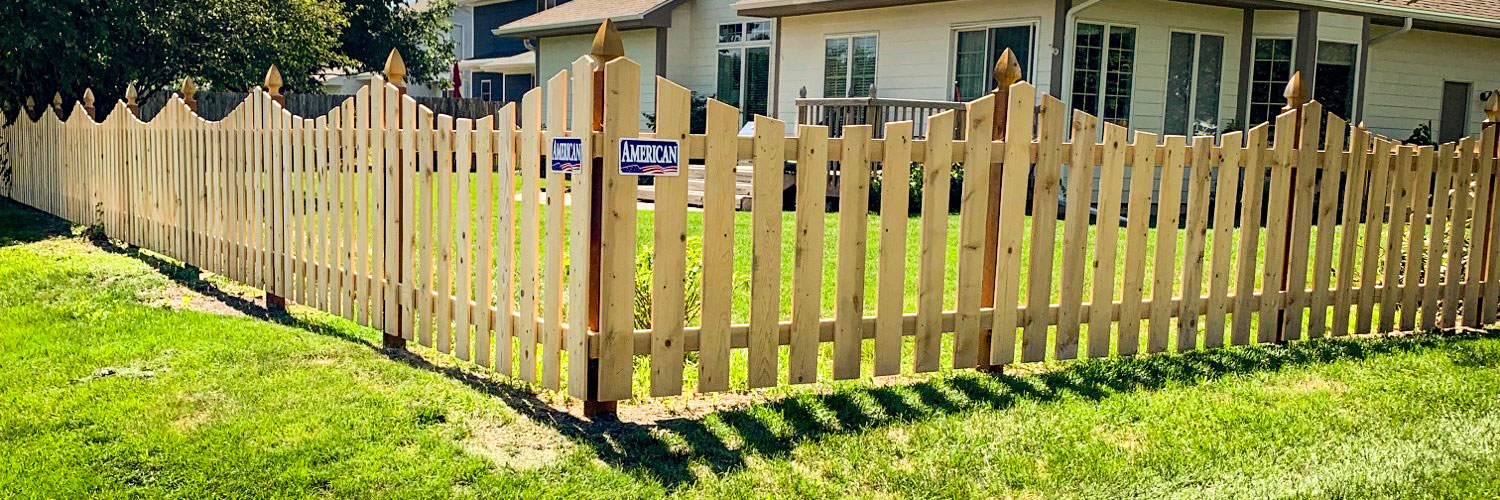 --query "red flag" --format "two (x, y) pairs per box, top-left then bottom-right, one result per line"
(452, 63), (462, 98)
